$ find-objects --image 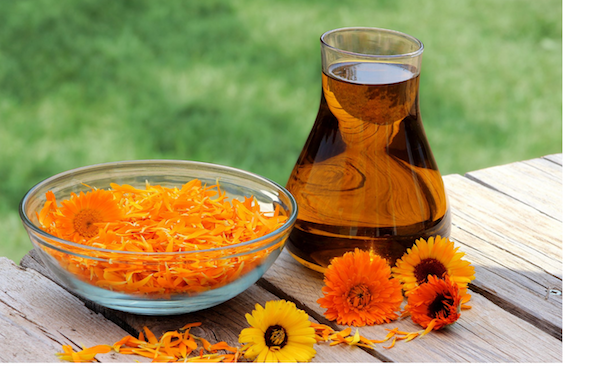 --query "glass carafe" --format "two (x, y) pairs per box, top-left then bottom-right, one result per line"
(285, 27), (450, 273)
